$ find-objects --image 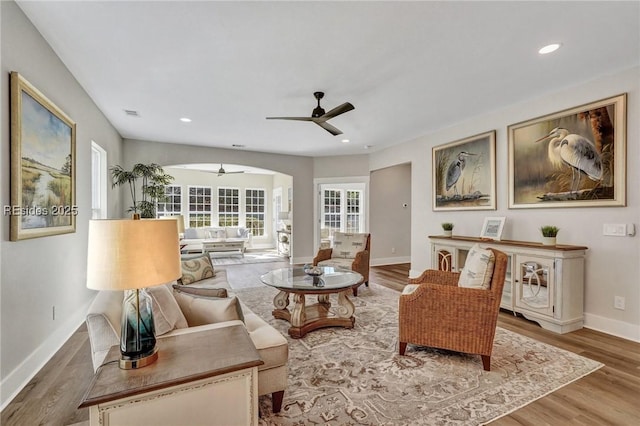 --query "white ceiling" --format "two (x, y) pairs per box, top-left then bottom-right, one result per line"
(16, 1), (640, 157)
